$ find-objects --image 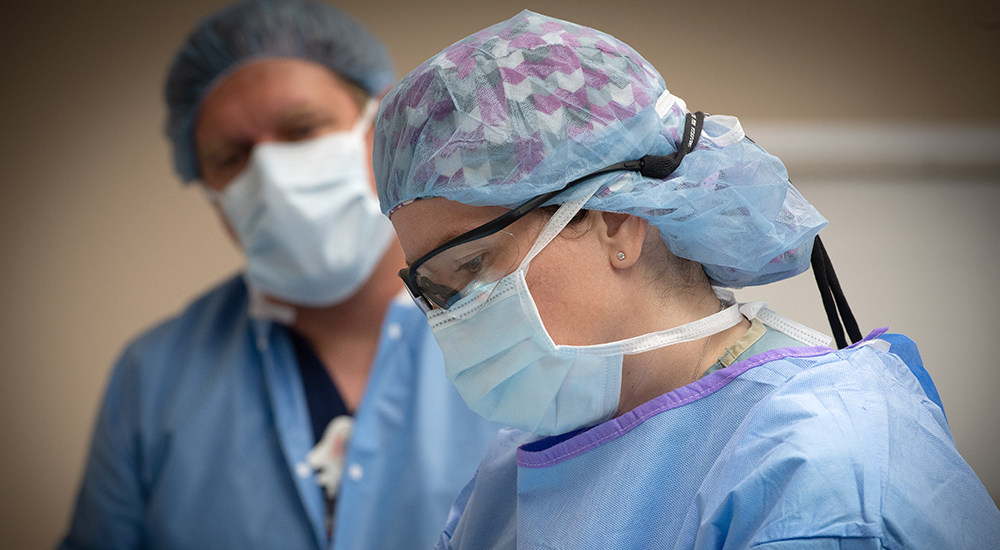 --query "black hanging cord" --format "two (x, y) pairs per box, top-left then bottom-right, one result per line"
(811, 239), (845, 349)
(810, 235), (862, 349)
(817, 237), (862, 343)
